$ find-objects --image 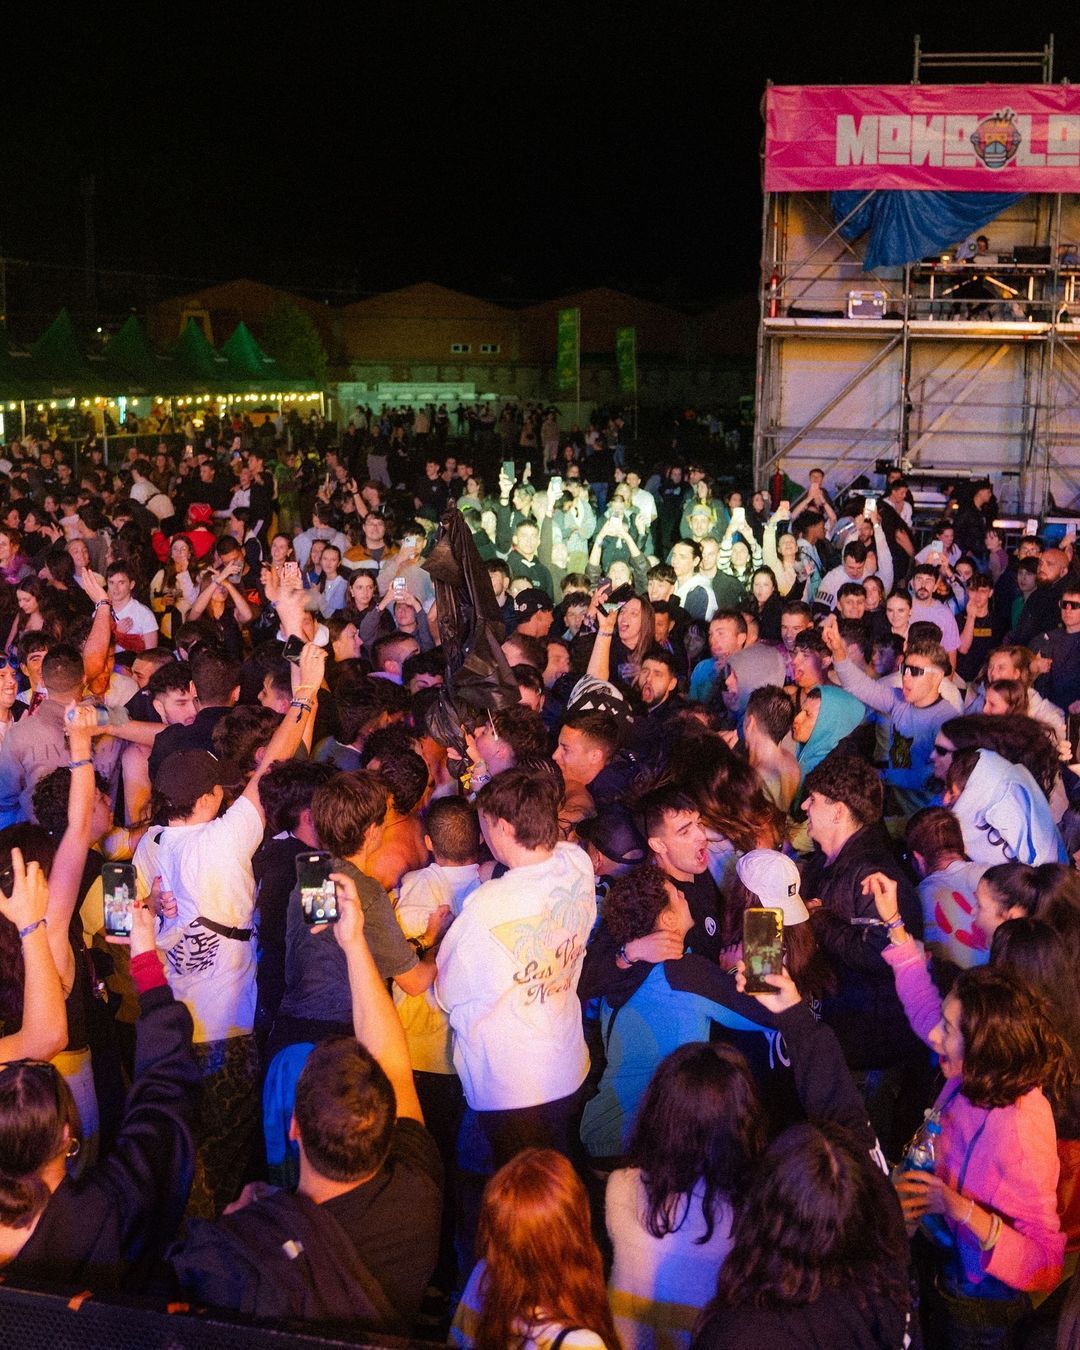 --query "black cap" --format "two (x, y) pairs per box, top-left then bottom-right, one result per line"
(576, 804), (647, 866)
(514, 588), (554, 619)
(153, 749), (225, 803)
